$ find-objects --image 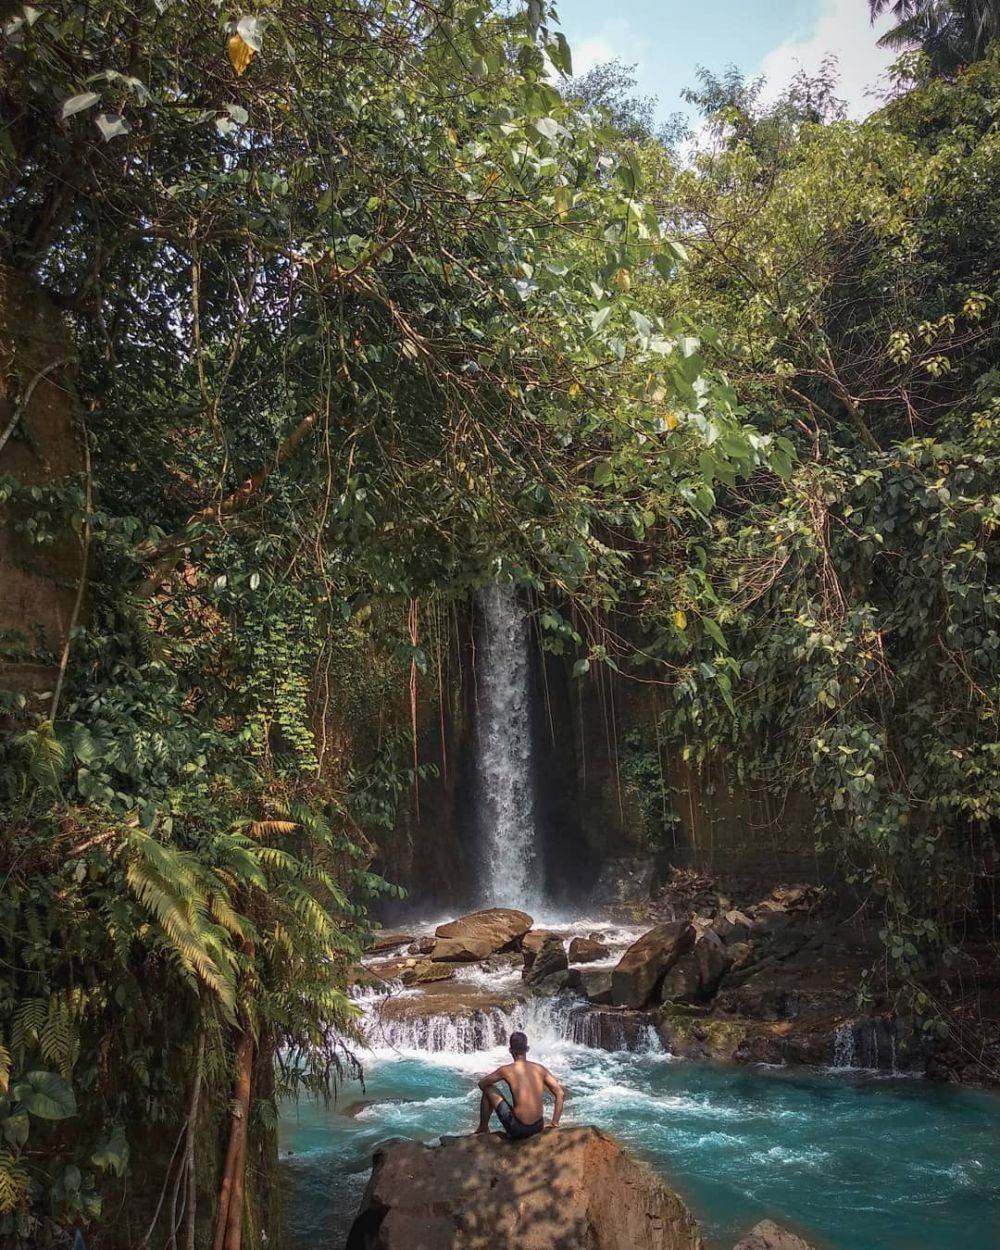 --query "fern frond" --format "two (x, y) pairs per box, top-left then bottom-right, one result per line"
(250, 820), (298, 837)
